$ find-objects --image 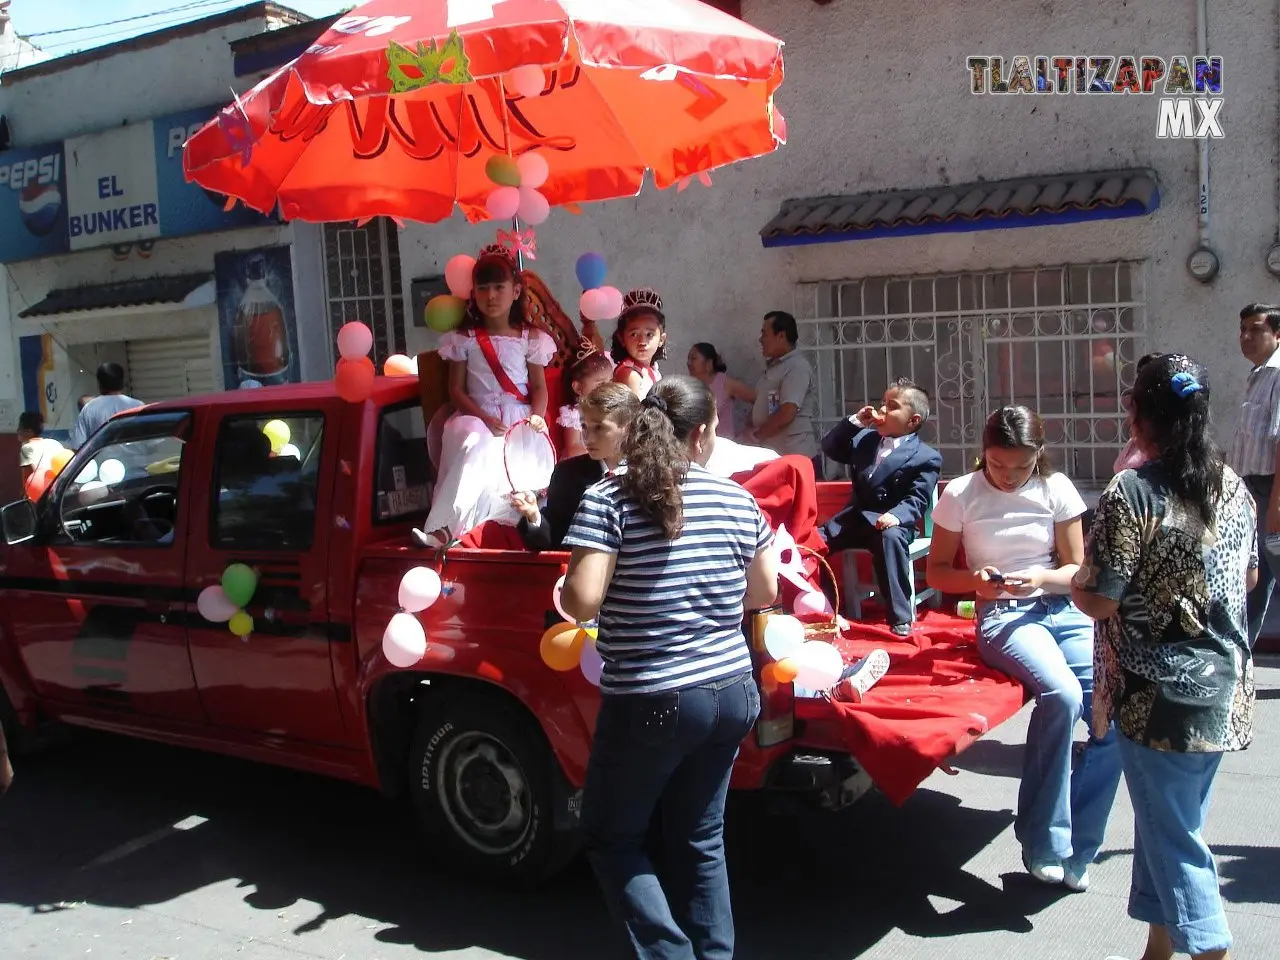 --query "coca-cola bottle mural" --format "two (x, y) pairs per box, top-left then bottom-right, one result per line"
(233, 254), (289, 384)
